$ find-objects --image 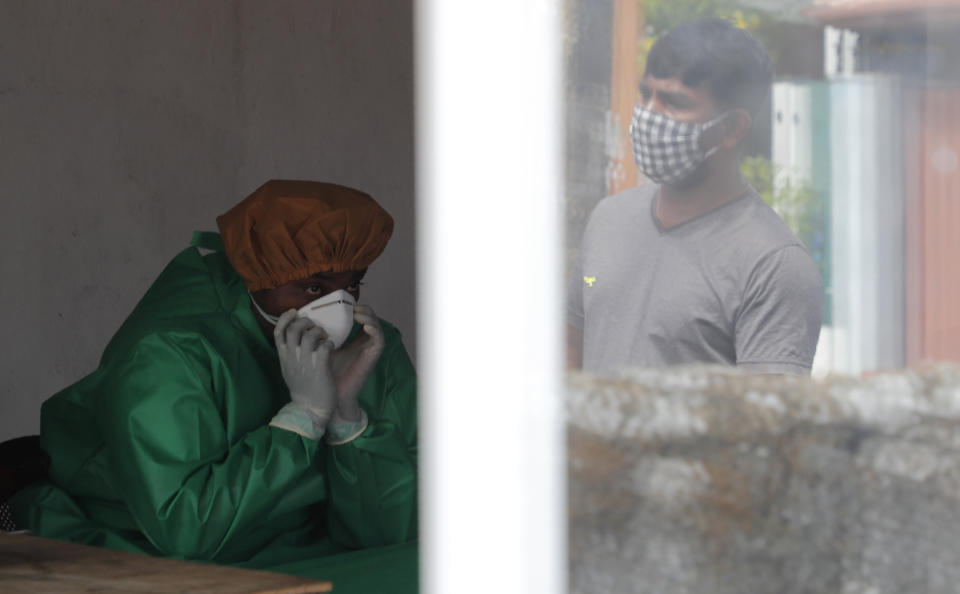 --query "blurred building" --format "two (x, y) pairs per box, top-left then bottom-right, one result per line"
(791, 0), (960, 373)
(563, 0), (960, 374)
